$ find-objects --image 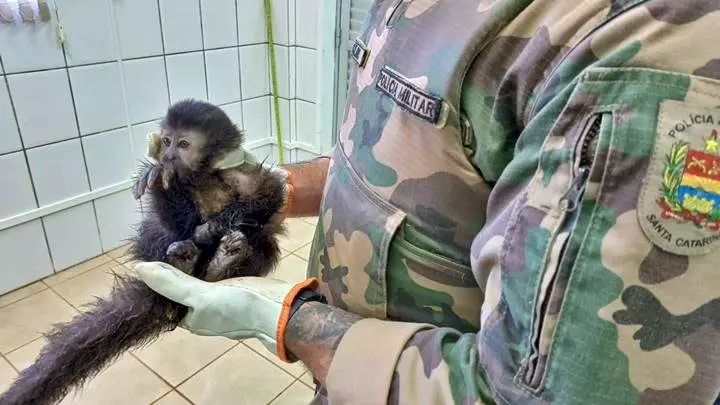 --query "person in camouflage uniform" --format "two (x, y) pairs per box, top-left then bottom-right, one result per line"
(136, 0), (720, 404)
